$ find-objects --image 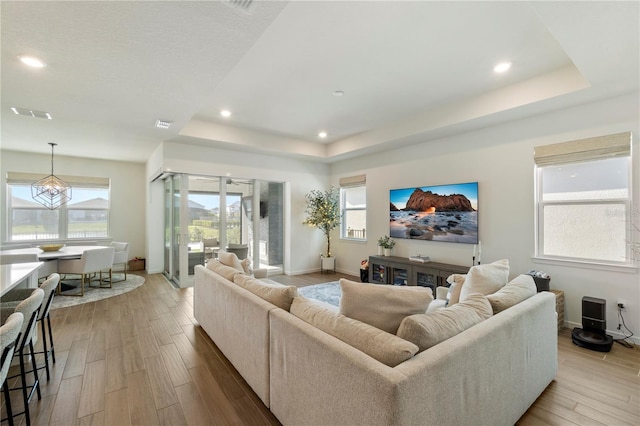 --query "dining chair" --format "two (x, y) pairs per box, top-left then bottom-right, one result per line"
(0, 253), (39, 265)
(1, 312), (23, 426)
(1, 274), (60, 380)
(0, 289), (44, 426)
(57, 247), (115, 296)
(202, 238), (219, 260)
(110, 242), (129, 281)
